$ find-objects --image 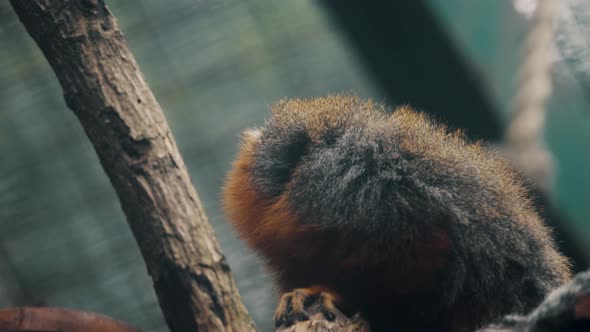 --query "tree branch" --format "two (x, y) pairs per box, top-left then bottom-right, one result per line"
(0, 307), (142, 332)
(8, 1), (255, 331)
